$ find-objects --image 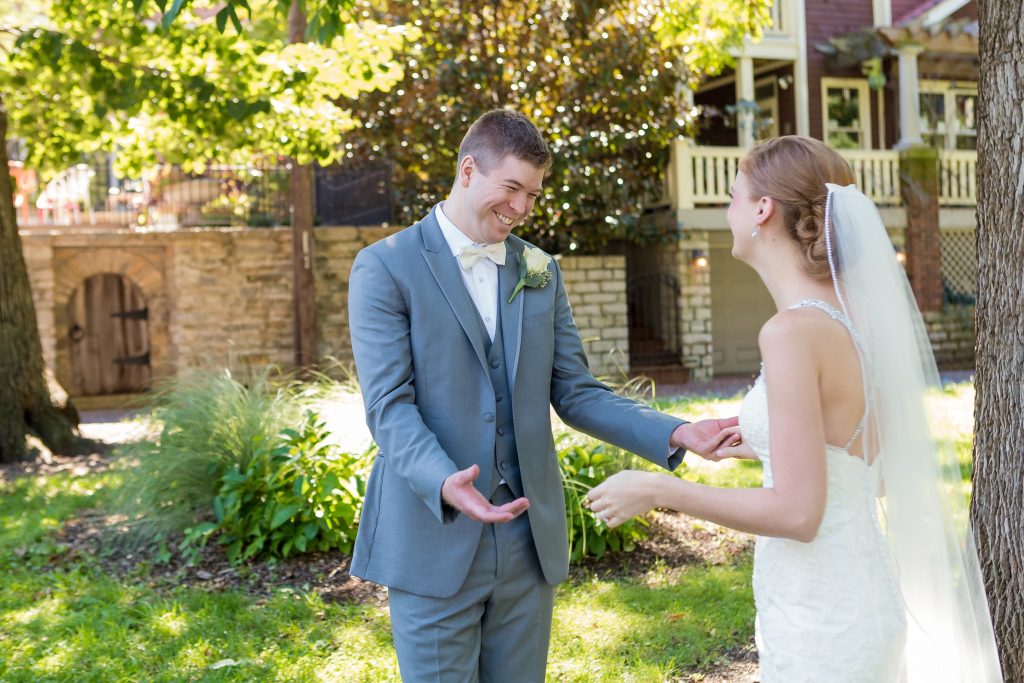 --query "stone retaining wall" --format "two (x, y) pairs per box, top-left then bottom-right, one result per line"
(923, 306), (975, 370)
(20, 226), (628, 394)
